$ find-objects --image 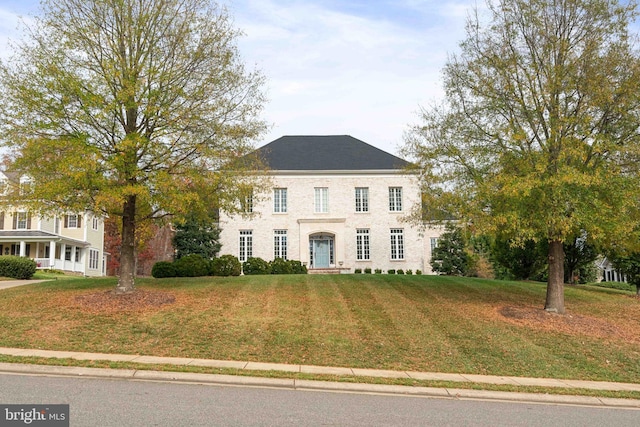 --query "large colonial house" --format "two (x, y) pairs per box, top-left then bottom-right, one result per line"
(0, 171), (106, 276)
(218, 135), (443, 273)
